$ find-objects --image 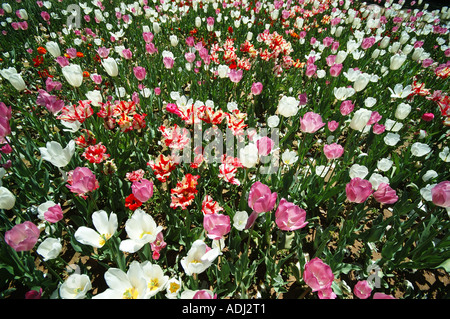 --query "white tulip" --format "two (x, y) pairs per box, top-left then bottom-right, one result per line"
(37, 238), (62, 261)
(39, 140), (75, 168)
(46, 41), (61, 57)
(0, 186), (16, 210)
(62, 64), (83, 87)
(101, 57), (119, 77)
(59, 274), (92, 299)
